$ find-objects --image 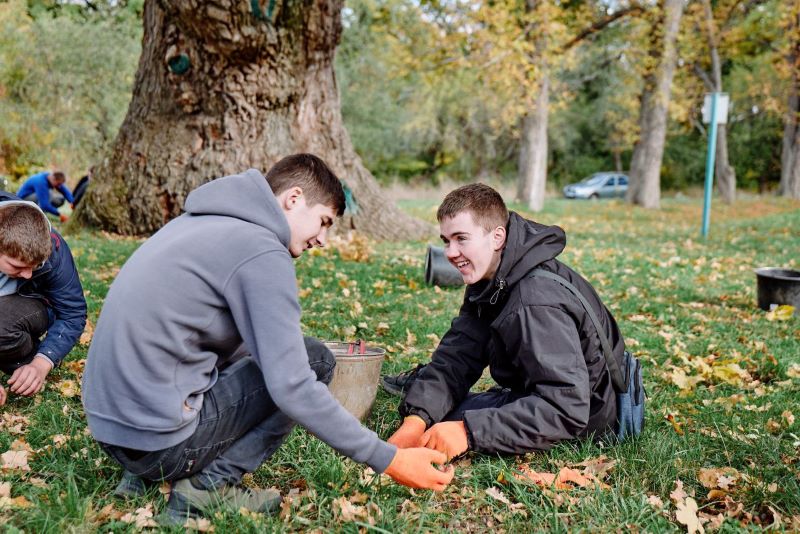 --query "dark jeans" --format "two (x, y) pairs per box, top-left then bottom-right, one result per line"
(443, 388), (527, 422)
(101, 337), (336, 489)
(22, 191), (65, 208)
(0, 294), (50, 374)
